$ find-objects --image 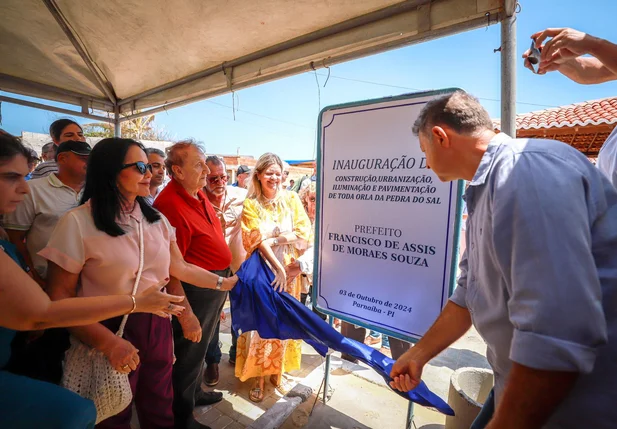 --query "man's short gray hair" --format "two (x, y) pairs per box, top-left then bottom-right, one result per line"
(412, 91), (493, 137)
(145, 147), (165, 158)
(164, 139), (204, 177)
(206, 155), (226, 171)
(42, 142), (56, 155)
